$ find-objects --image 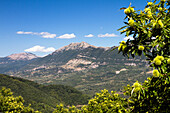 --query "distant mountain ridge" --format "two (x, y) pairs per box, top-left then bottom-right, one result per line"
(7, 52), (38, 60)
(0, 52), (39, 74)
